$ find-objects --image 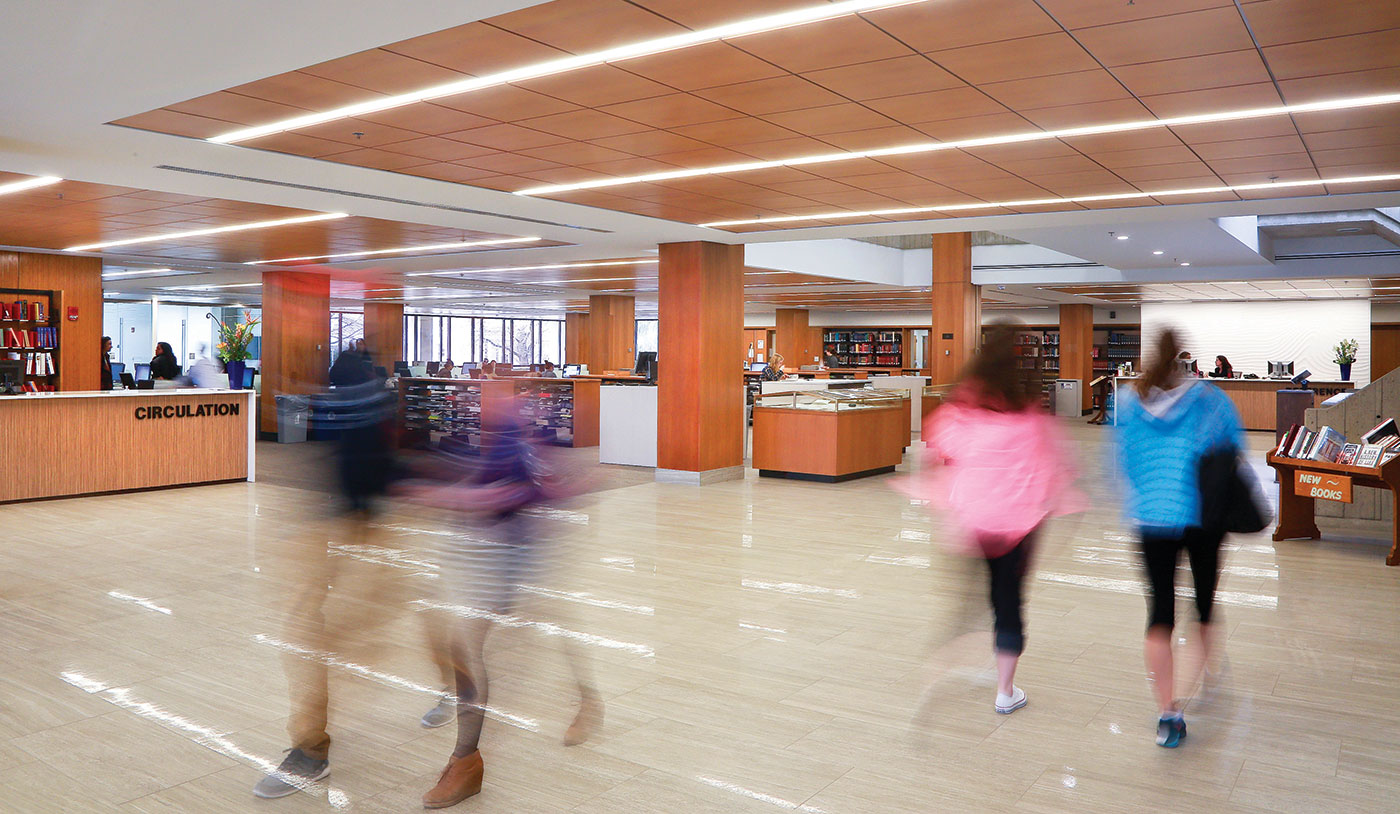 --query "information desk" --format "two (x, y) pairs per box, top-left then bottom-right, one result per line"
(1113, 377), (1354, 431)
(752, 390), (907, 482)
(0, 388), (256, 502)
